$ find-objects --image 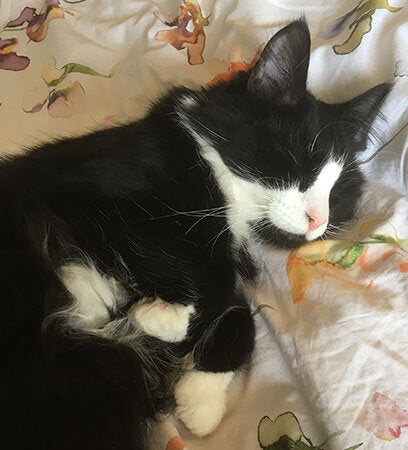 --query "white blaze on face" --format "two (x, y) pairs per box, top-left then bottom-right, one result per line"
(305, 160), (343, 239)
(268, 160), (343, 240)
